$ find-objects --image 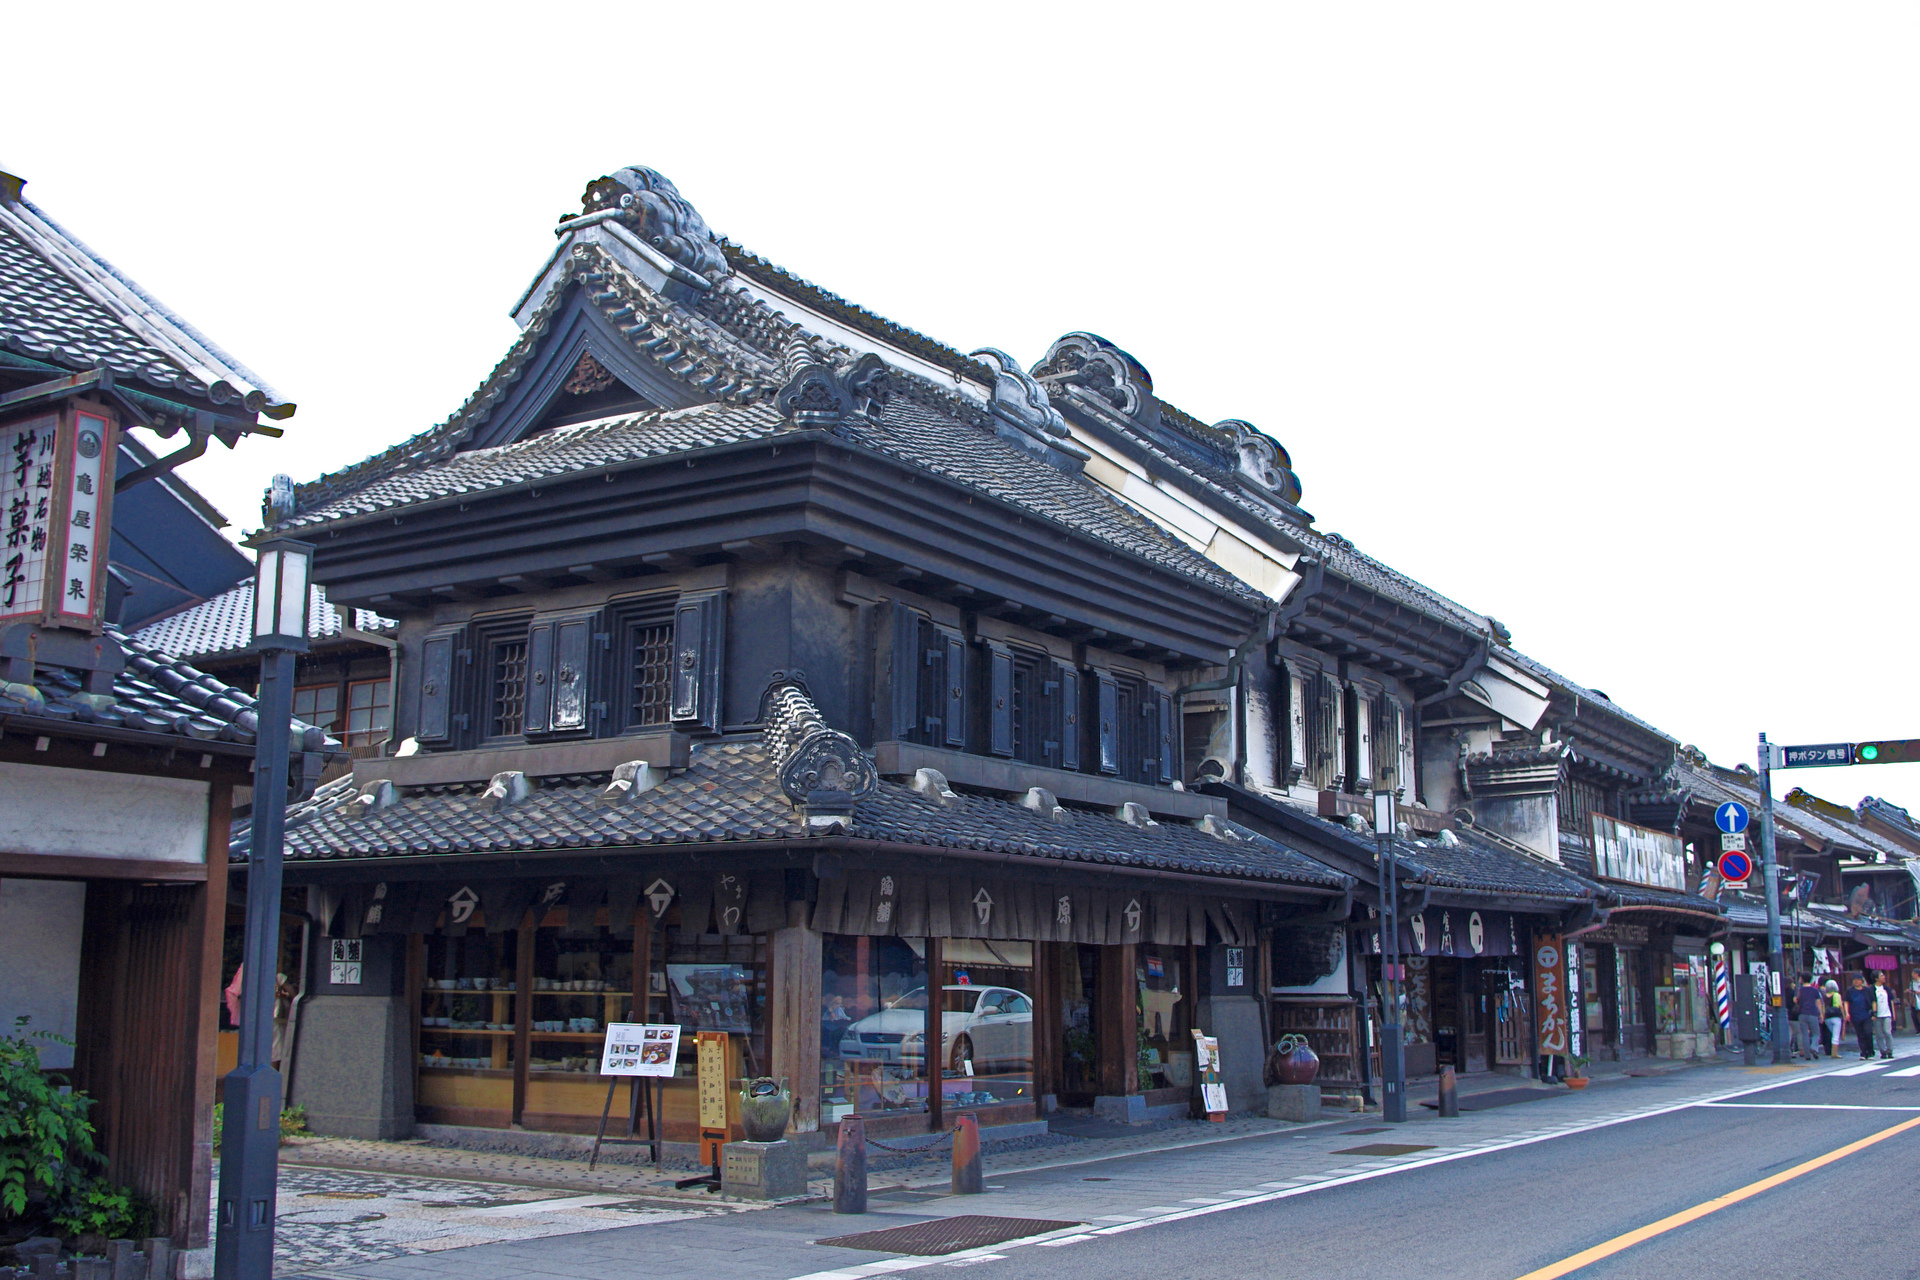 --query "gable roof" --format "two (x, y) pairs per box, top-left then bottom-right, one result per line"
(0, 171), (293, 420)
